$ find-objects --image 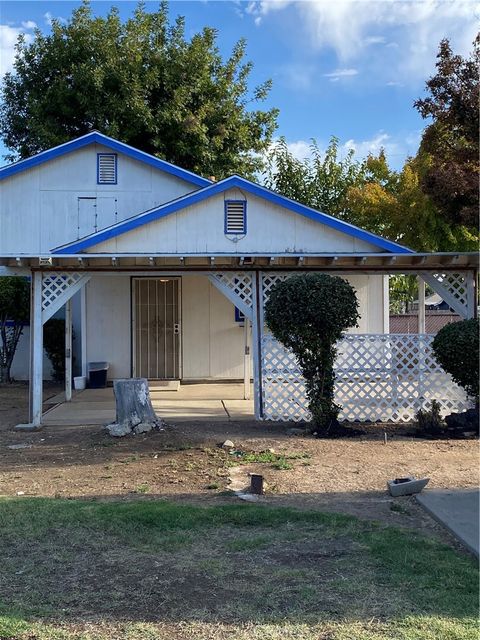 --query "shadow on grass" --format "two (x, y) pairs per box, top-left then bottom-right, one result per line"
(0, 496), (477, 633)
